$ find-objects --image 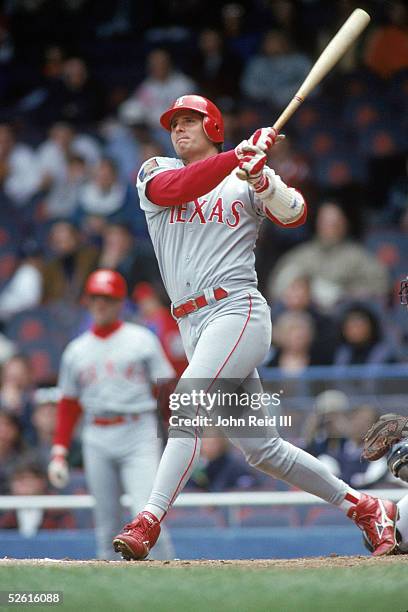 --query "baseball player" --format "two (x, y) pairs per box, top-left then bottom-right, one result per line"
(361, 276), (408, 554)
(113, 94), (398, 560)
(48, 269), (174, 559)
